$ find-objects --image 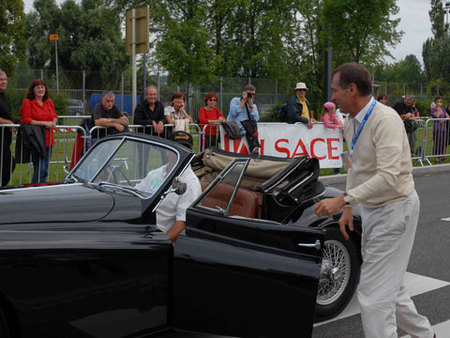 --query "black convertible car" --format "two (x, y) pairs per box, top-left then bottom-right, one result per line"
(0, 133), (362, 338)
